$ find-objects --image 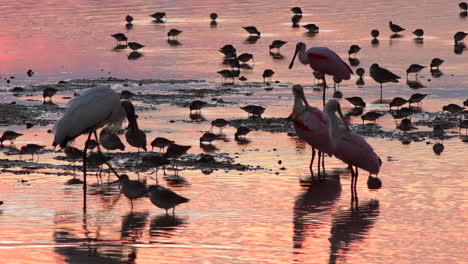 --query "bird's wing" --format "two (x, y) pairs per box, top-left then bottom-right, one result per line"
(334, 132), (381, 174)
(308, 47), (353, 79)
(293, 107), (334, 154)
